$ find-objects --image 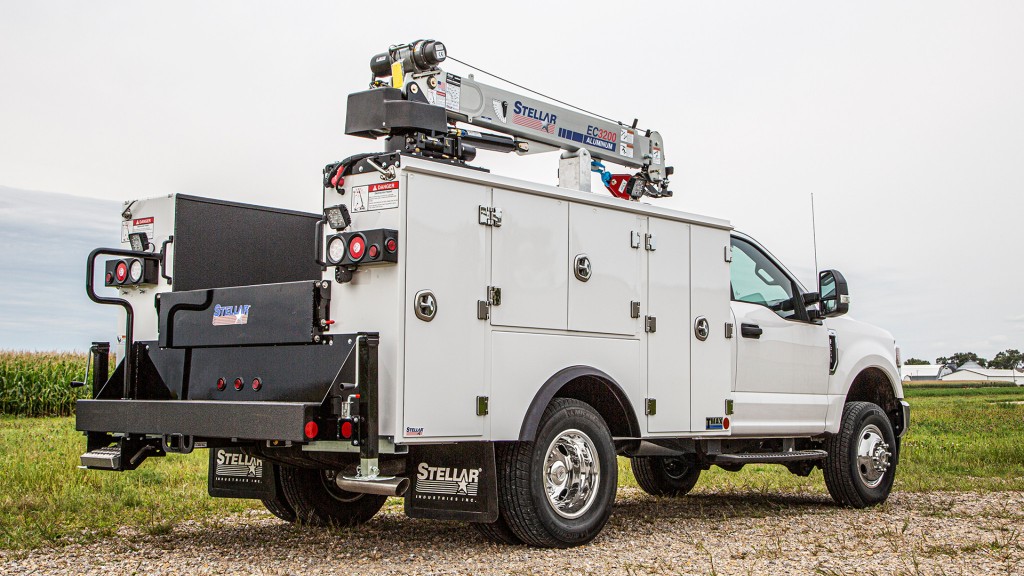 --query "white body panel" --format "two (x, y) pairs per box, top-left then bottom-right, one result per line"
(322, 156), (737, 443)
